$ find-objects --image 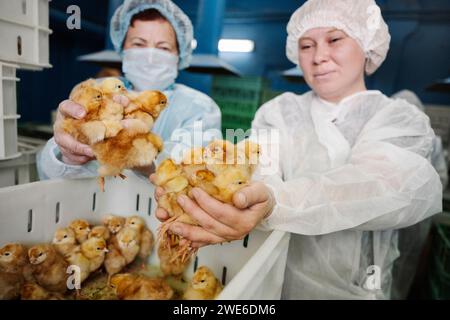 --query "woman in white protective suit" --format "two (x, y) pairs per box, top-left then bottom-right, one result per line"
(152, 0), (443, 299)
